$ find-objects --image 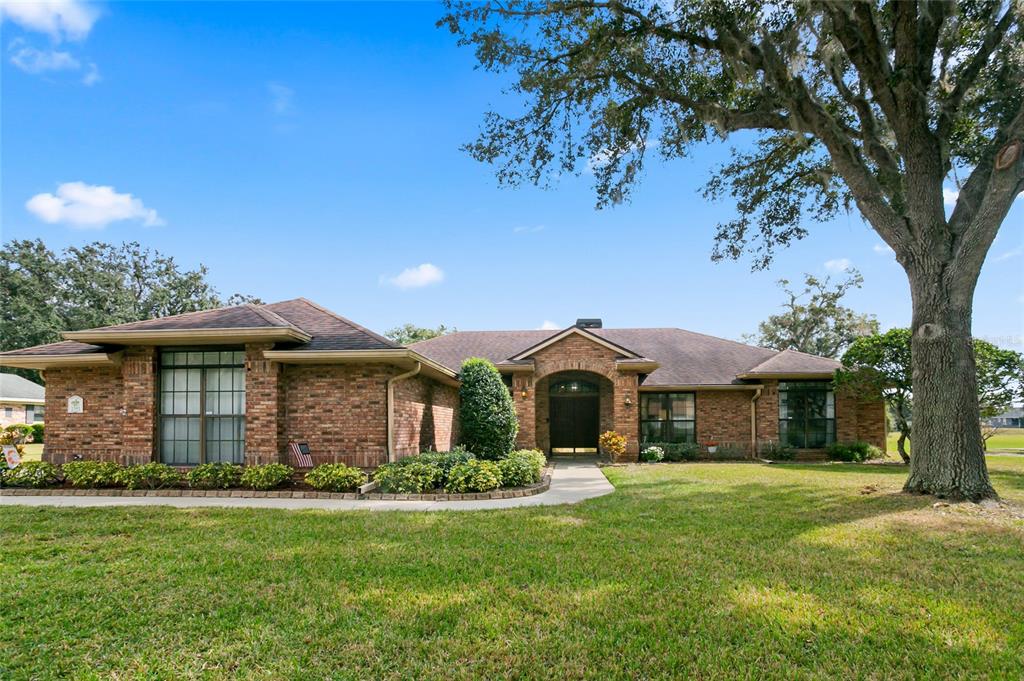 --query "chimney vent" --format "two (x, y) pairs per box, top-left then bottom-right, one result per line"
(575, 318), (602, 329)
